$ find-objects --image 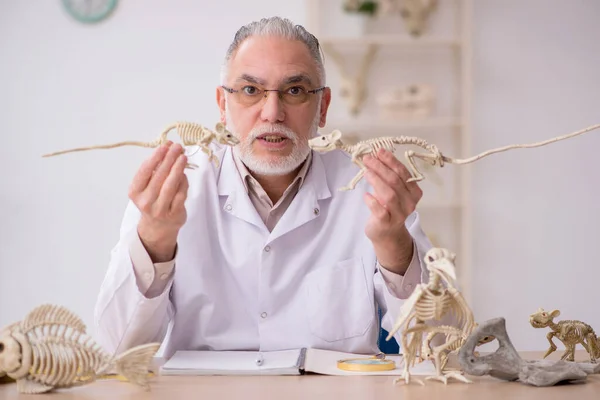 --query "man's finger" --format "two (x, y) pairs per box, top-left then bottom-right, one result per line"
(156, 154), (188, 212)
(367, 151), (411, 194)
(377, 149), (422, 199)
(364, 168), (405, 218)
(145, 143), (184, 201)
(364, 192), (390, 223)
(129, 144), (170, 195)
(170, 174), (189, 212)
